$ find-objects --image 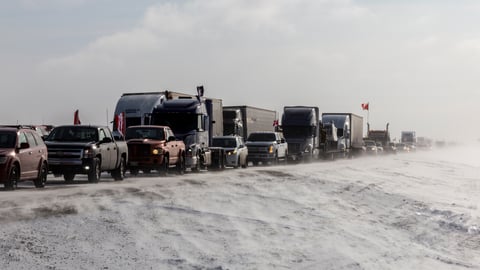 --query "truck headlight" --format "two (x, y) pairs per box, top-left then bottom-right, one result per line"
(268, 145), (274, 153)
(228, 149), (237, 155)
(83, 146), (97, 158)
(152, 148), (163, 155)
